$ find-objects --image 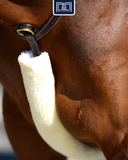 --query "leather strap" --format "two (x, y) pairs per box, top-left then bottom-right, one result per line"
(12, 15), (62, 57)
(25, 33), (41, 57)
(35, 15), (62, 41)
